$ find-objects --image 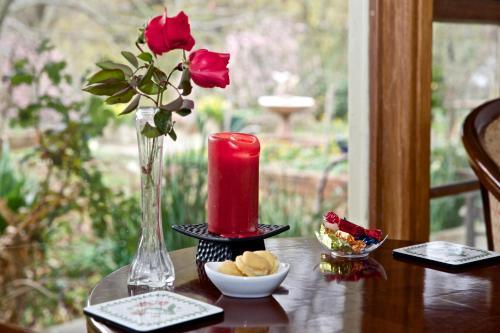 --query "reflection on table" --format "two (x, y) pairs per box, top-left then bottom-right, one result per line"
(317, 253), (387, 282)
